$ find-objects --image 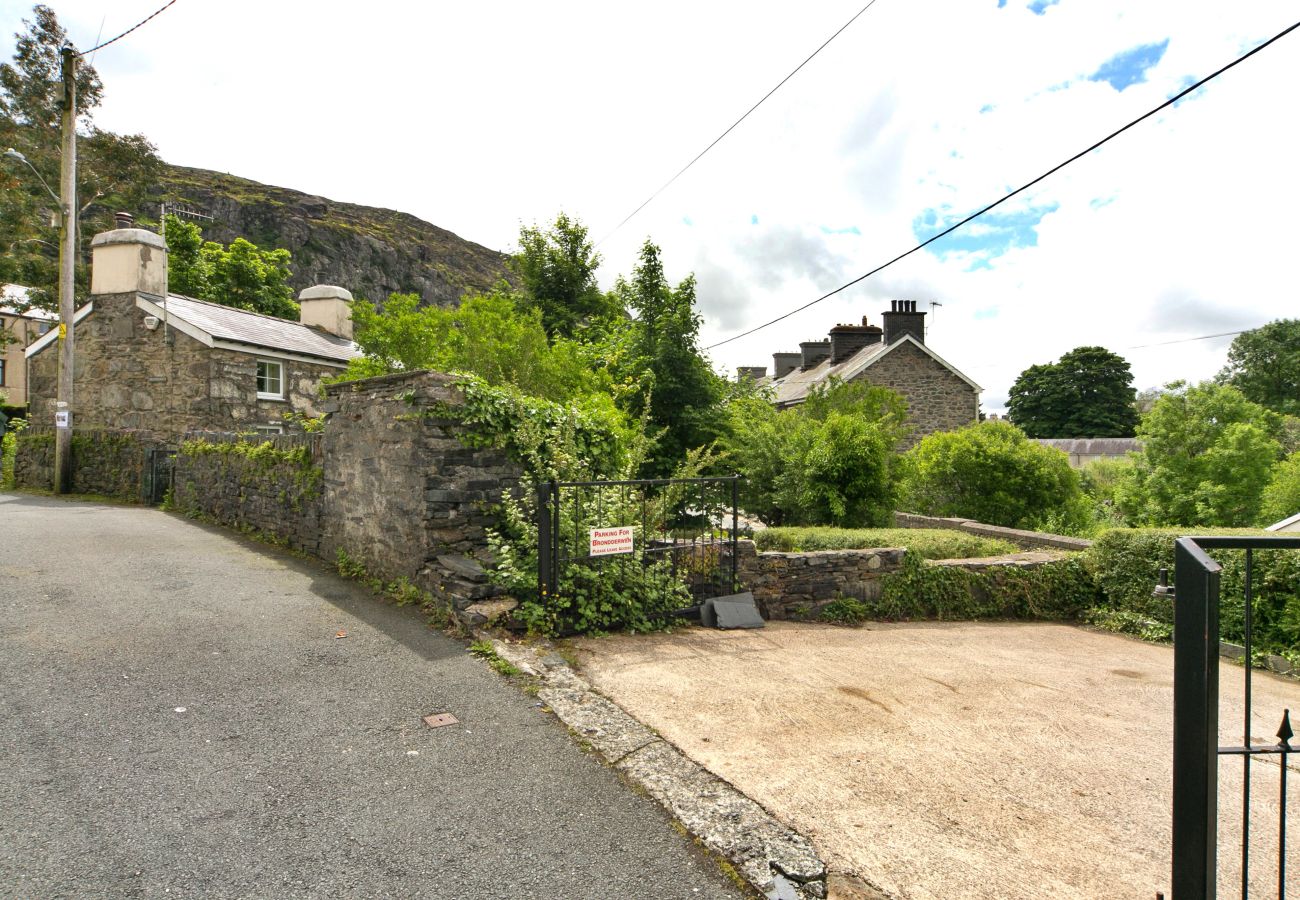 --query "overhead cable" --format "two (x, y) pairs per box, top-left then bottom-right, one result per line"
(78, 0), (179, 56)
(597, 0), (884, 245)
(705, 17), (1300, 351)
